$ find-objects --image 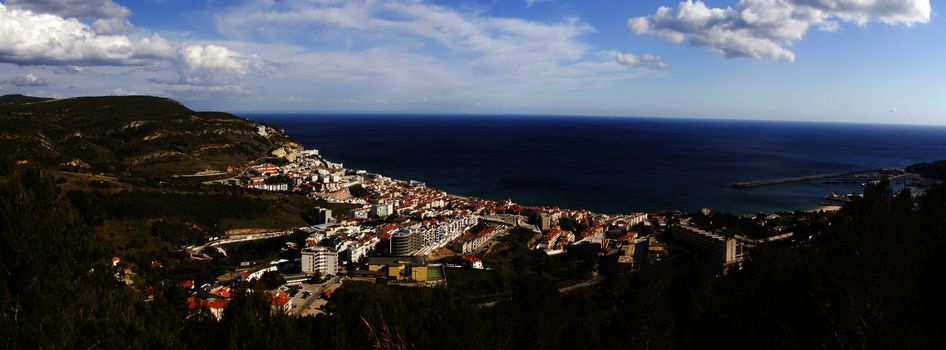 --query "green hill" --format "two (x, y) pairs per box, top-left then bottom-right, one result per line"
(0, 94), (302, 177)
(907, 160), (946, 182)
